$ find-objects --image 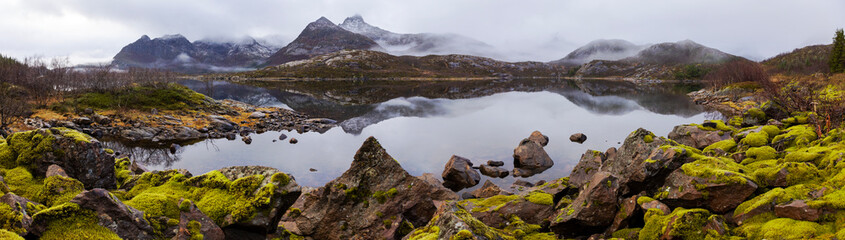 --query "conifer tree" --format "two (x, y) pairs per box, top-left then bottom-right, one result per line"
(830, 29), (845, 73)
